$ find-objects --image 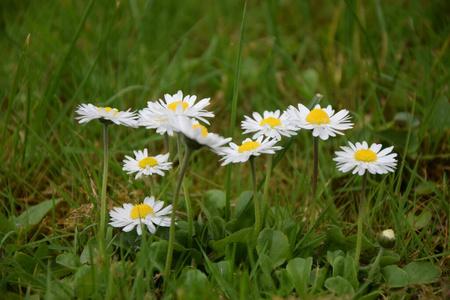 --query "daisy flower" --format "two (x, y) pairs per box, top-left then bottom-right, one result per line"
(123, 149), (172, 179)
(139, 90), (214, 135)
(109, 196), (172, 235)
(219, 136), (282, 166)
(169, 115), (231, 152)
(75, 103), (138, 127)
(241, 110), (297, 140)
(286, 103), (353, 140)
(333, 141), (397, 176)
